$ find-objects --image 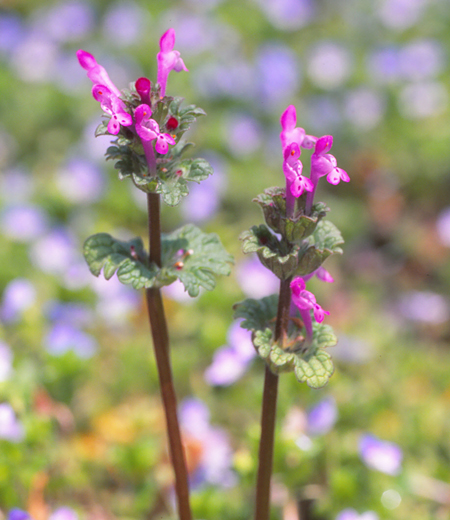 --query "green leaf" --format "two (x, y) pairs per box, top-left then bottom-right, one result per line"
(295, 220), (344, 276)
(233, 295), (278, 331)
(180, 158), (213, 183)
(253, 329), (273, 358)
(312, 322), (338, 350)
(240, 225), (299, 280)
(294, 349), (334, 389)
(155, 176), (189, 206)
(254, 187), (329, 243)
(161, 224), (233, 297)
(83, 233), (158, 290)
